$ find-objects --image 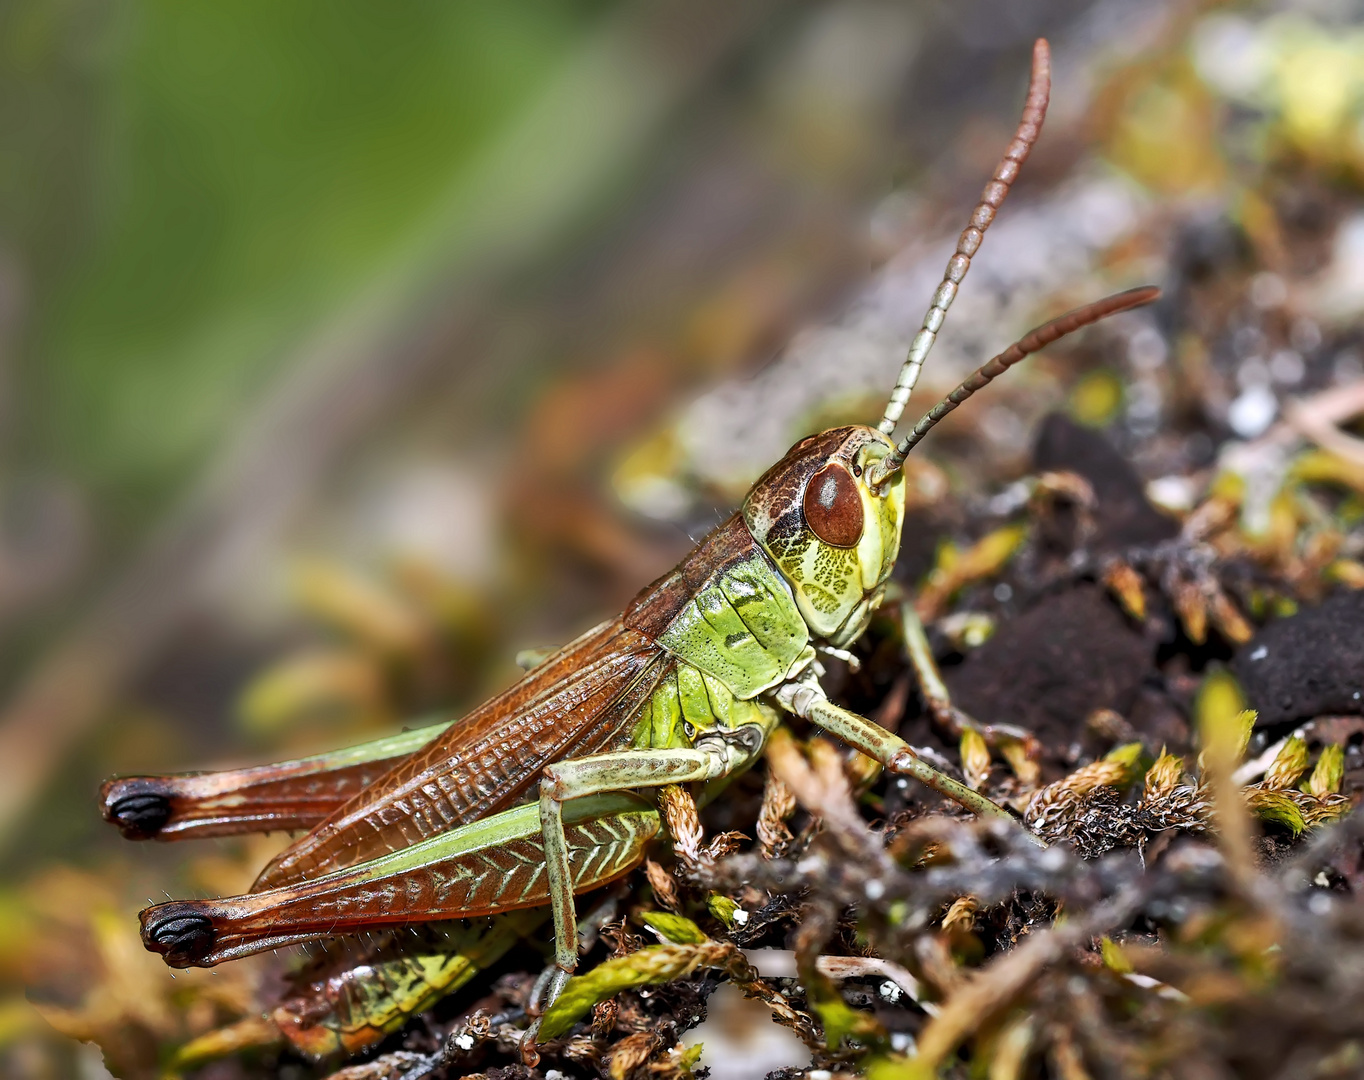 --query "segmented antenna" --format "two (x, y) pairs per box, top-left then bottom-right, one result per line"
(868, 286), (1161, 485)
(877, 38), (1052, 437)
